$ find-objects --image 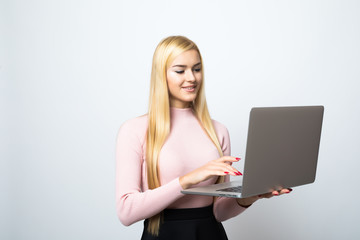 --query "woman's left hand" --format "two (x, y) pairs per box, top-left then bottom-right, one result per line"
(236, 188), (293, 208)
